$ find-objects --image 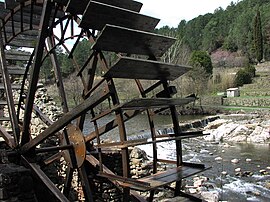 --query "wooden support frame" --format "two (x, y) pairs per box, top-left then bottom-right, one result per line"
(0, 27), (20, 145)
(21, 0), (54, 145)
